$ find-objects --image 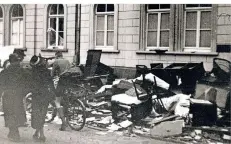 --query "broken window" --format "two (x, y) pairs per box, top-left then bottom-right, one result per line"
(10, 4), (23, 47)
(48, 4), (64, 49)
(146, 4), (170, 50)
(95, 4), (114, 48)
(184, 4), (212, 52)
